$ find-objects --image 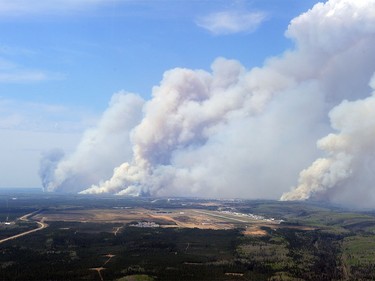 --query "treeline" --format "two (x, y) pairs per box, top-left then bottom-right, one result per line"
(2, 220), (375, 280)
